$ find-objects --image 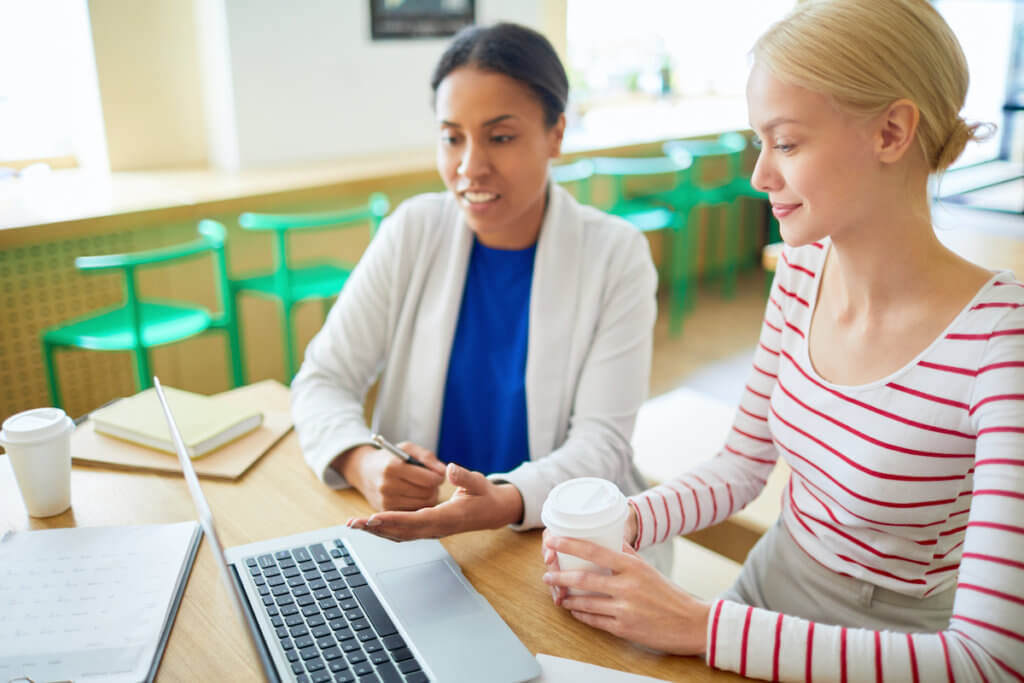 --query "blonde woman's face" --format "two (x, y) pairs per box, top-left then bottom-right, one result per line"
(746, 64), (880, 247)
